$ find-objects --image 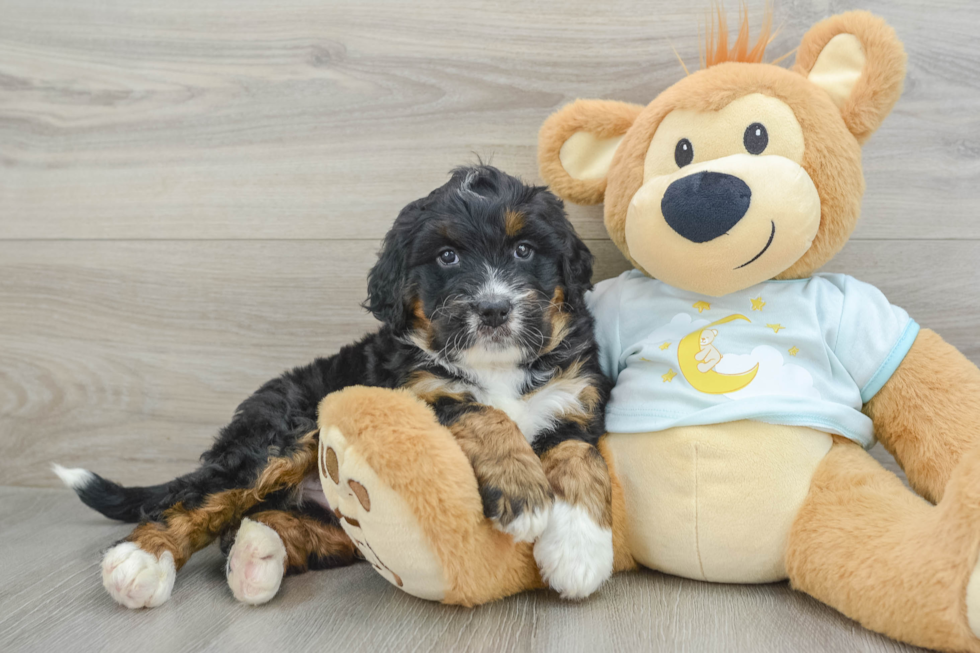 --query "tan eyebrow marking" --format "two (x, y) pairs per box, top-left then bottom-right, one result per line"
(505, 209), (525, 237)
